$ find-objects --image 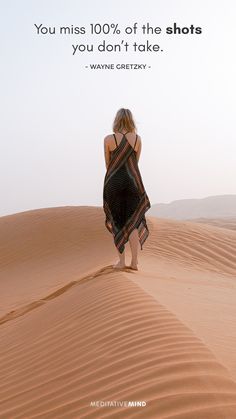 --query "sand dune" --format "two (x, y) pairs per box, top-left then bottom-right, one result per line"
(186, 217), (236, 231)
(145, 216), (236, 276)
(149, 194), (236, 220)
(0, 206), (114, 318)
(0, 206), (236, 418)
